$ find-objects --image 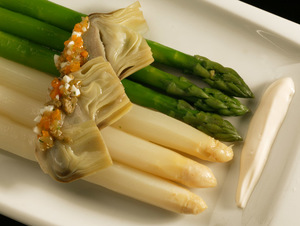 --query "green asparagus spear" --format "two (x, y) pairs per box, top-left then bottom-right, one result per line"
(0, 0), (85, 32)
(1, 0), (254, 99)
(0, 30), (241, 141)
(193, 87), (248, 116)
(0, 7), (70, 51)
(146, 40), (254, 98)
(0, 31), (60, 76)
(129, 66), (249, 116)
(122, 79), (242, 142)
